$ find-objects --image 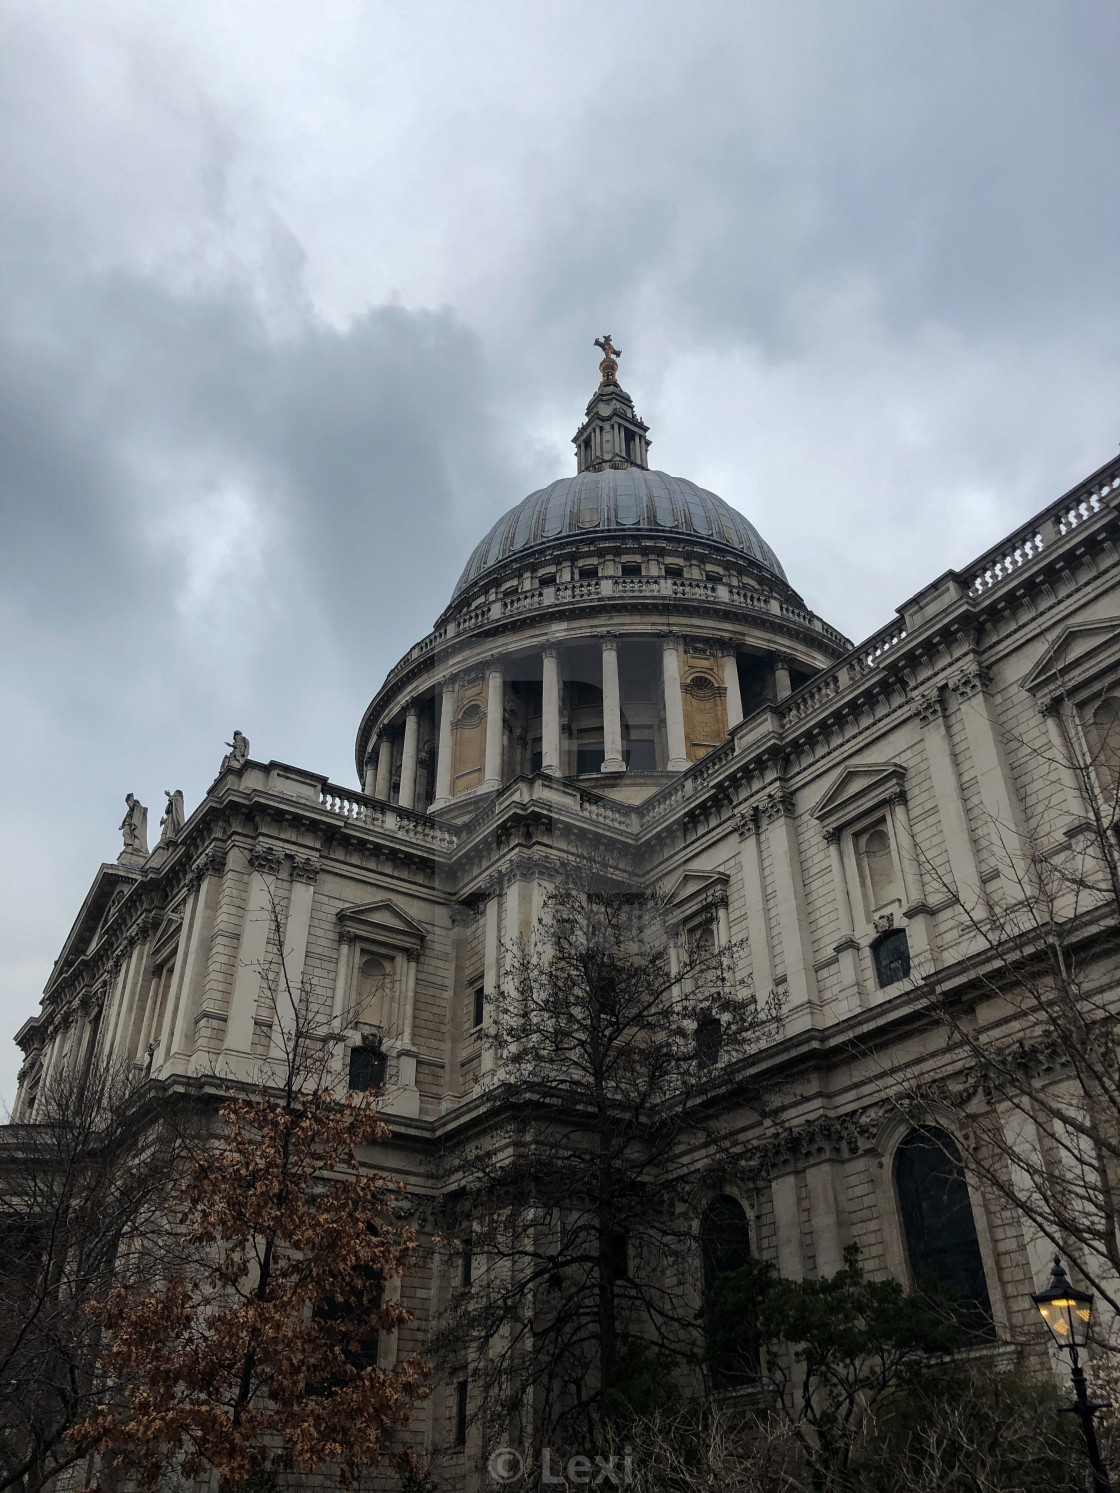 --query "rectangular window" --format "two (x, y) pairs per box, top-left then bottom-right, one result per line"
(461, 1239), (473, 1288)
(472, 985), (485, 1029)
(529, 748), (543, 775)
(455, 1379), (468, 1447)
(578, 565), (599, 580)
(576, 738), (605, 774)
(696, 1015), (722, 1069)
(538, 572), (556, 586)
(620, 563), (642, 578)
(348, 1046), (387, 1092)
(873, 929), (911, 988)
(665, 564), (684, 578)
(605, 1227), (630, 1281)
